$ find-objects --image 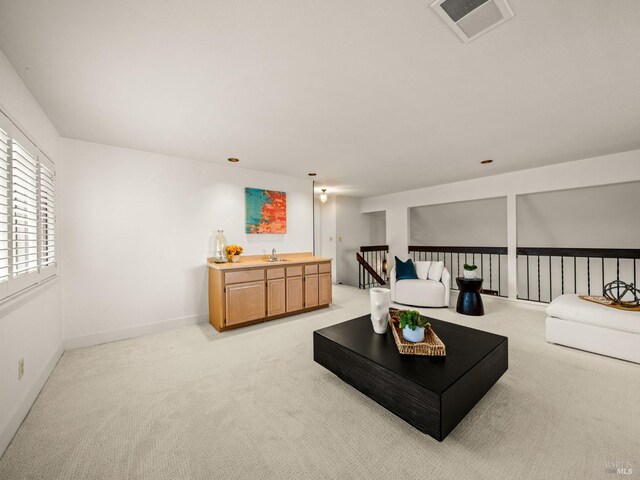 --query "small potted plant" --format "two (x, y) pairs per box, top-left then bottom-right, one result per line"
(398, 310), (430, 343)
(226, 244), (243, 263)
(463, 263), (478, 279)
